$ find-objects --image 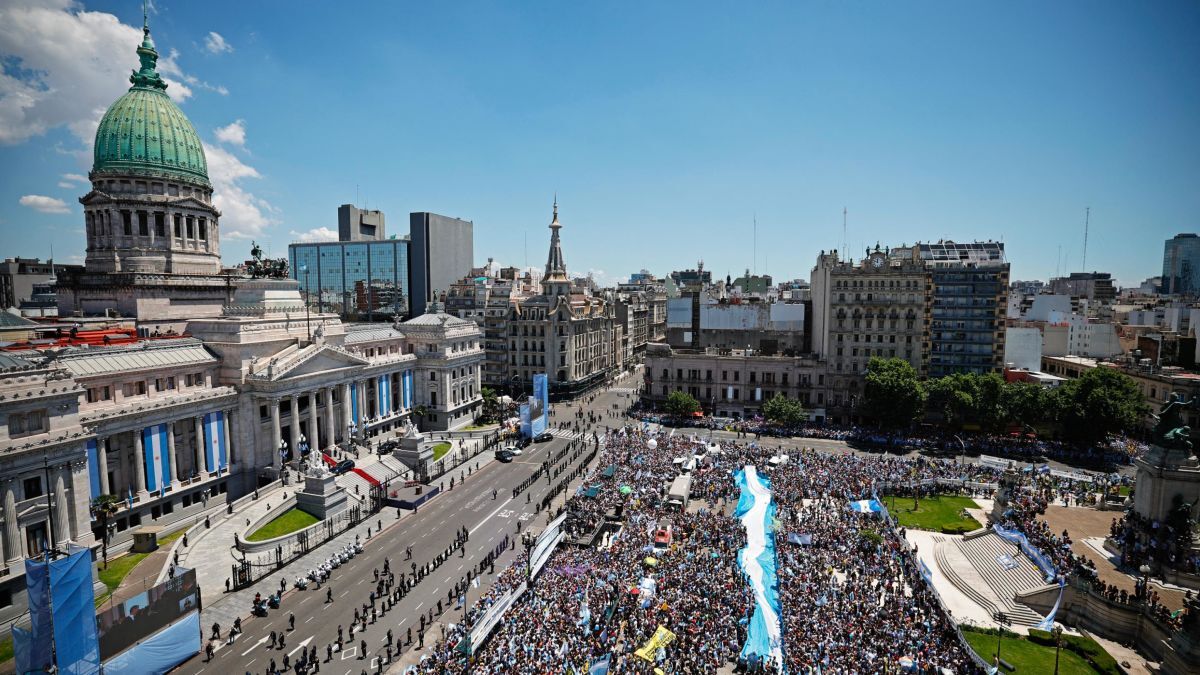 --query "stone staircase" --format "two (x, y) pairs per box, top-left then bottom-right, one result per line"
(934, 537), (1001, 618)
(954, 531), (1046, 626)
